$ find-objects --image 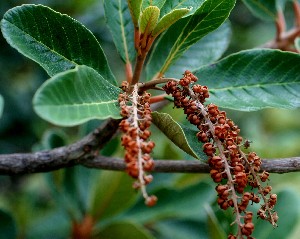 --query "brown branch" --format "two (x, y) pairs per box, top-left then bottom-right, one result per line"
(0, 118), (121, 175)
